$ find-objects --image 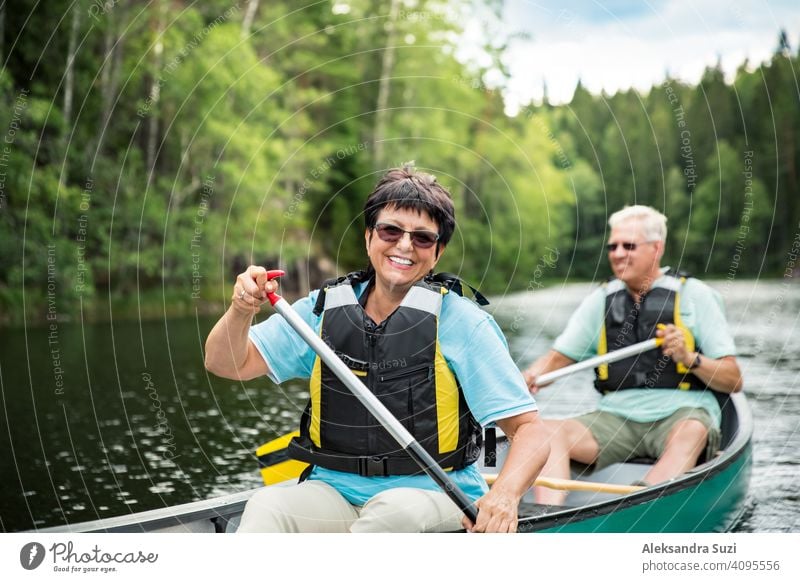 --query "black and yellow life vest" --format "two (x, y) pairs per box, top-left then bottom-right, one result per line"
(286, 272), (483, 476)
(594, 270), (706, 394)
